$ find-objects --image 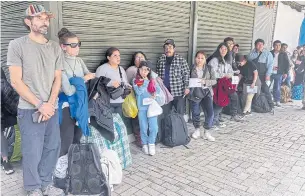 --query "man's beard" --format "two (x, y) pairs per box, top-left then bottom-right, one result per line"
(31, 24), (48, 35)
